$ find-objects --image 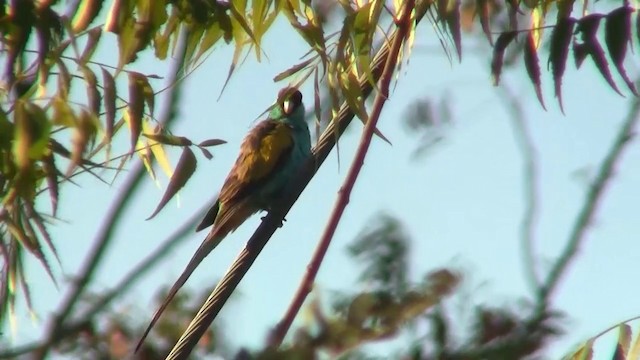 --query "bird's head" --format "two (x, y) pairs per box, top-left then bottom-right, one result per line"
(269, 87), (305, 123)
